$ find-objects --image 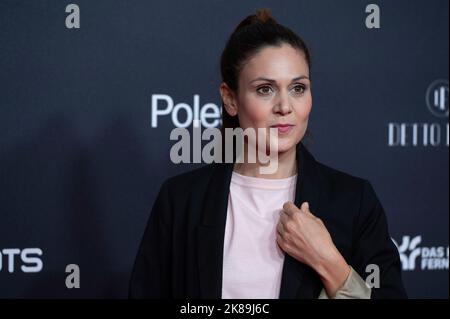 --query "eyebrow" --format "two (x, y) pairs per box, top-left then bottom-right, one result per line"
(249, 75), (310, 84)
